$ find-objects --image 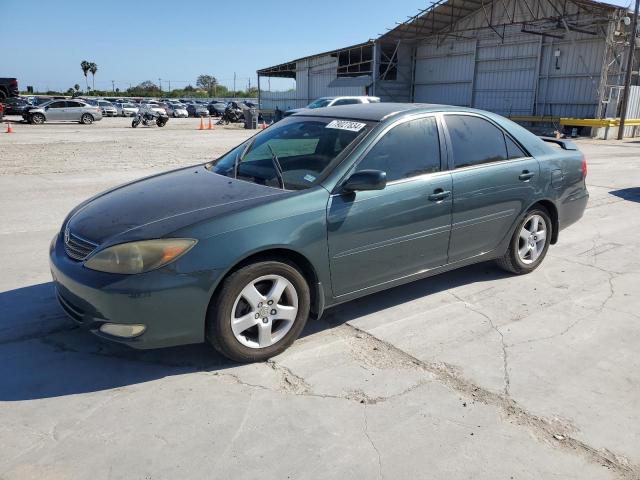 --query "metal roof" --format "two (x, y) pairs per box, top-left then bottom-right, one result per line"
(379, 0), (622, 42)
(258, 0), (624, 75)
(257, 41), (374, 78)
